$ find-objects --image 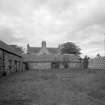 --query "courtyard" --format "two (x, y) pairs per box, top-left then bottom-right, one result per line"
(0, 69), (105, 105)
